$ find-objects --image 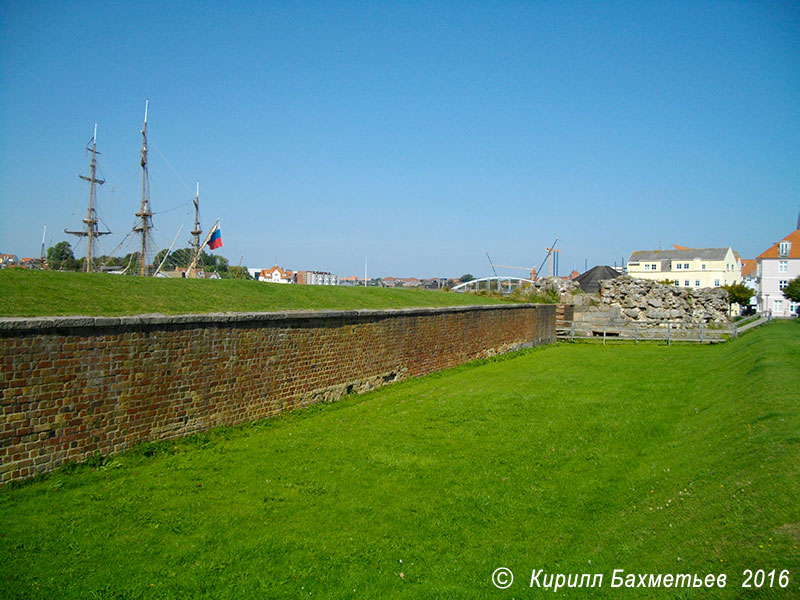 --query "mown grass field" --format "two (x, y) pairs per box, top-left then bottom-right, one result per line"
(0, 269), (508, 317)
(1, 322), (799, 599)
